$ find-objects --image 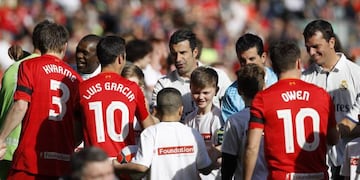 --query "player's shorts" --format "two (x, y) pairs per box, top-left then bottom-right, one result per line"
(269, 170), (328, 180)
